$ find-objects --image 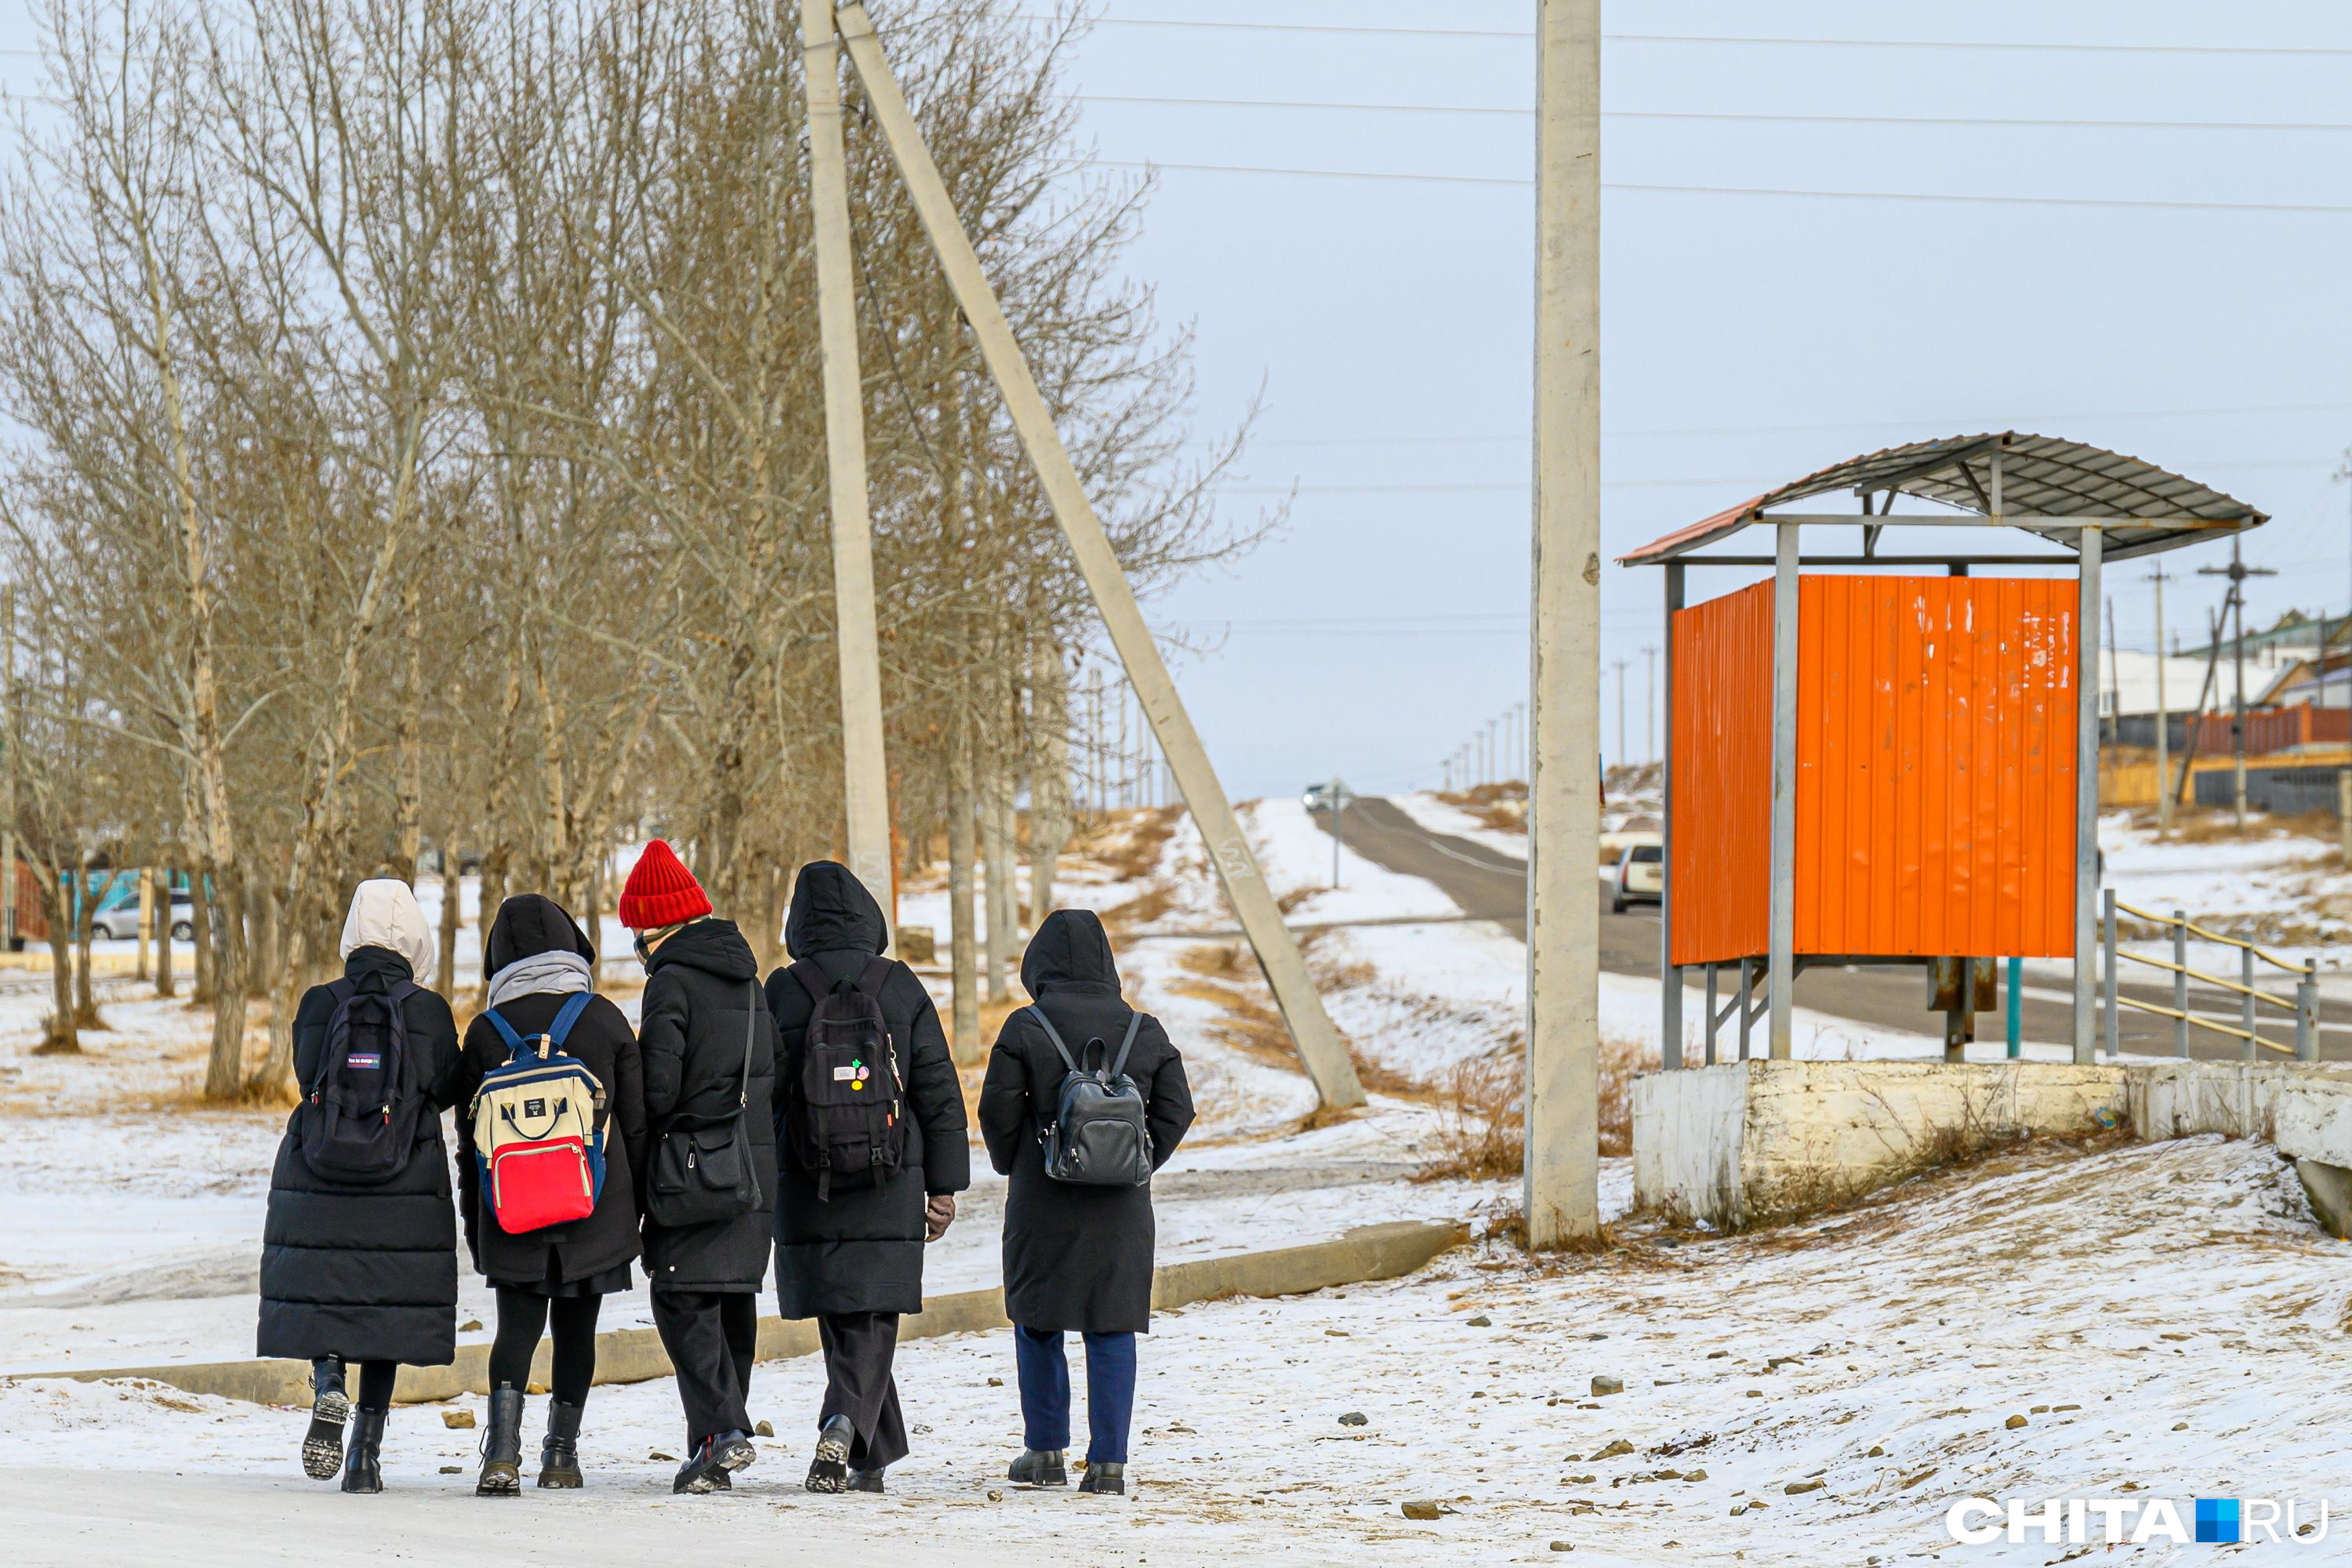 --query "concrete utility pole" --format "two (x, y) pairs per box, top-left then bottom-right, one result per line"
(1526, 0), (1602, 1248)
(832, 1), (1363, 1108)
(2151, 563), (2171, 837)
(2, 586), (15, 953)
(802, 0), (895, 925)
